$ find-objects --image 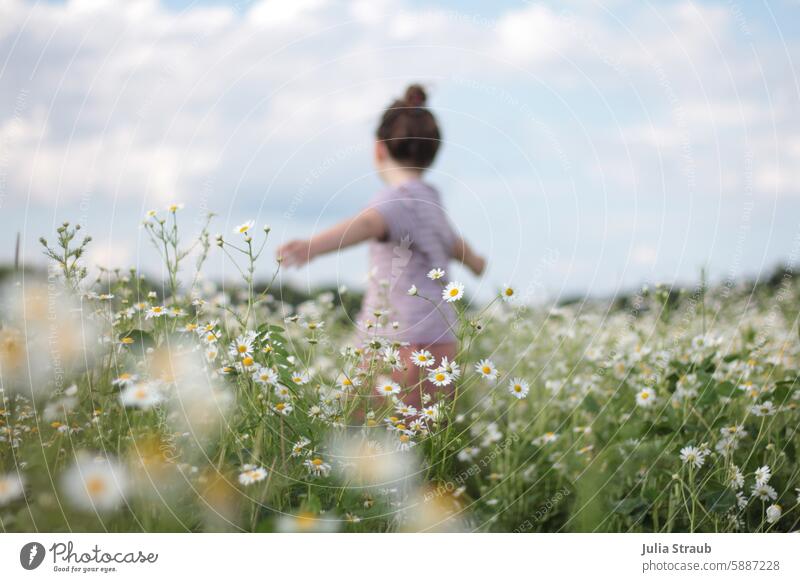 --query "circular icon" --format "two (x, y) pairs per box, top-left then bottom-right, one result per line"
(20, 542), (46, 570)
